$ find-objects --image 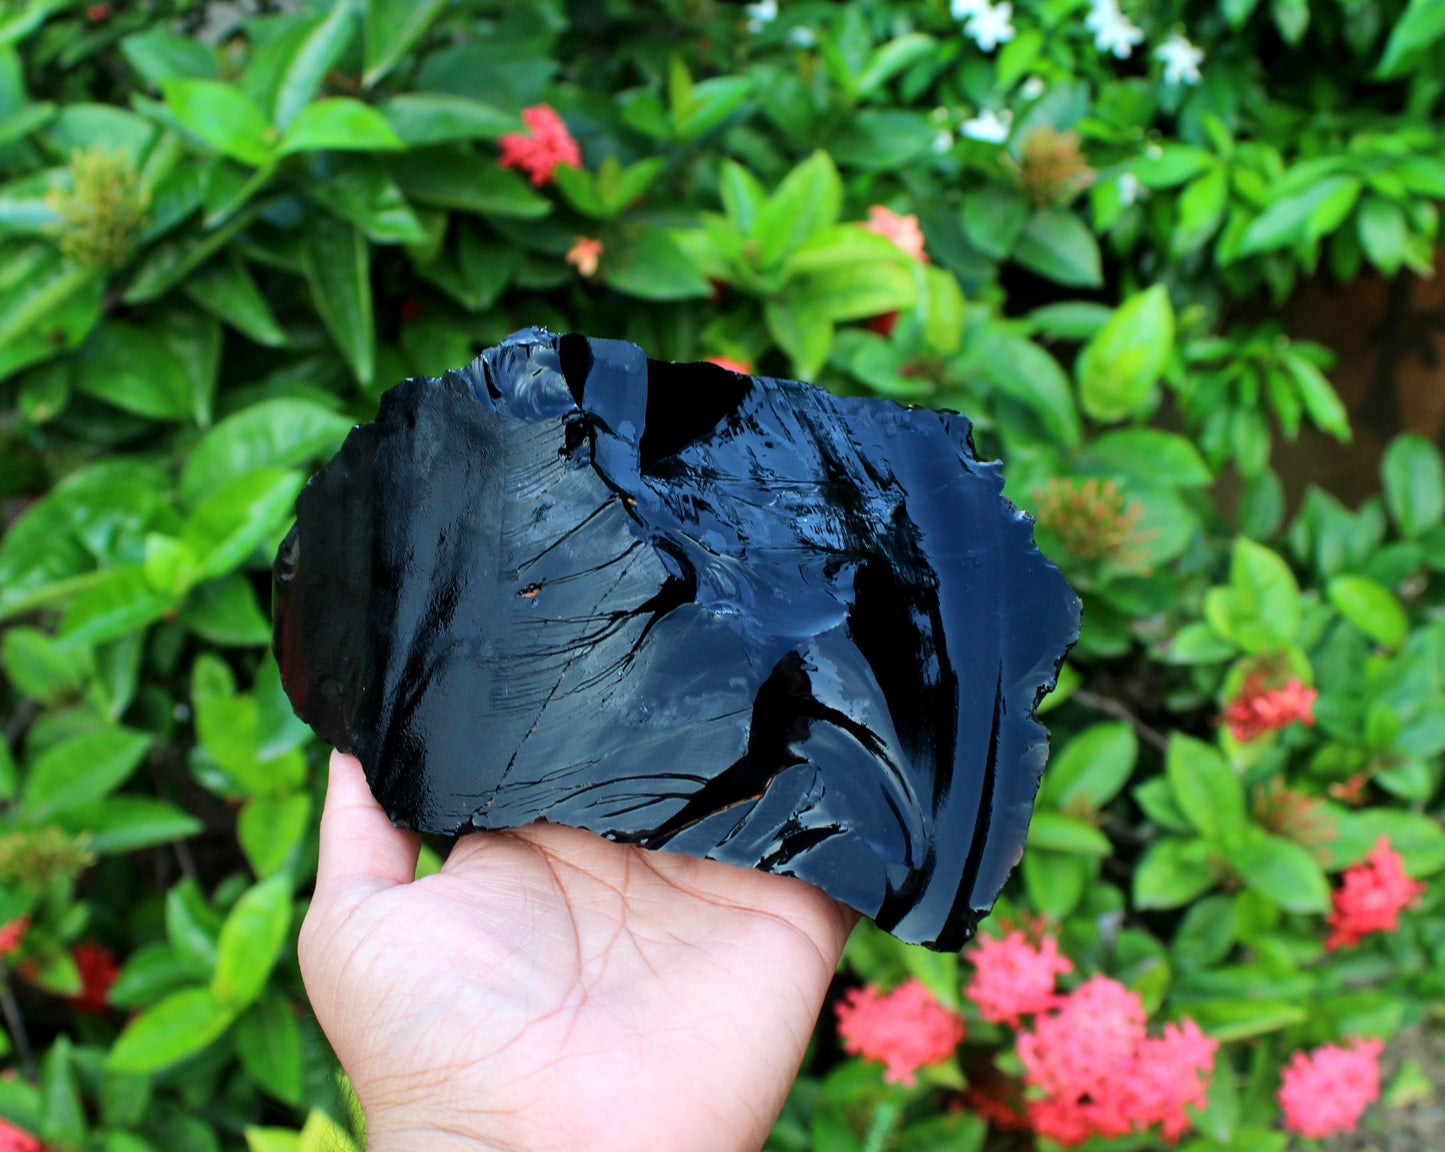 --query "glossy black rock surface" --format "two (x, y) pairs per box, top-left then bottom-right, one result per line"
(273, 328), (1080, 949)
